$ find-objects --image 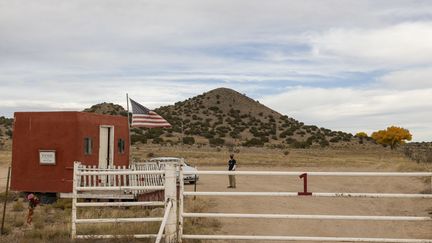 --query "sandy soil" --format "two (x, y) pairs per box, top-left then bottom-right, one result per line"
(183, 166), (432, 242)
